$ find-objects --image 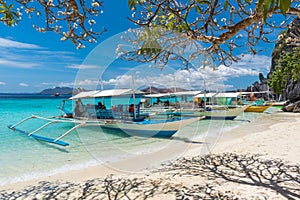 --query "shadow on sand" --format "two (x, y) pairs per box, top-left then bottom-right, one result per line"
(1, 153), (299, 199)
(161, 153), (300, 199)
